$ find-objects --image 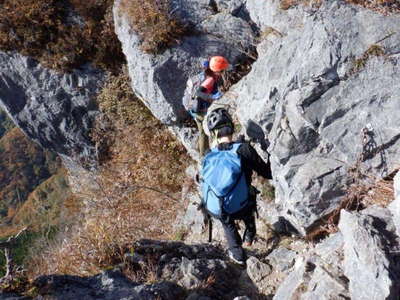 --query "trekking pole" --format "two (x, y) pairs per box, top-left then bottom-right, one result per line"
(242, 228), (248, 244)
(208, 217), (213, 243)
